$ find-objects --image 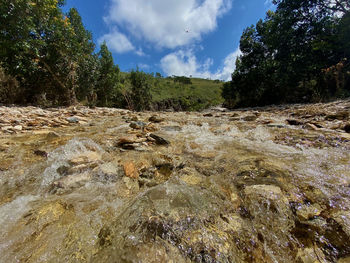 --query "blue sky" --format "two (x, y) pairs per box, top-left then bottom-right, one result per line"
(63, 0), (275, 80)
